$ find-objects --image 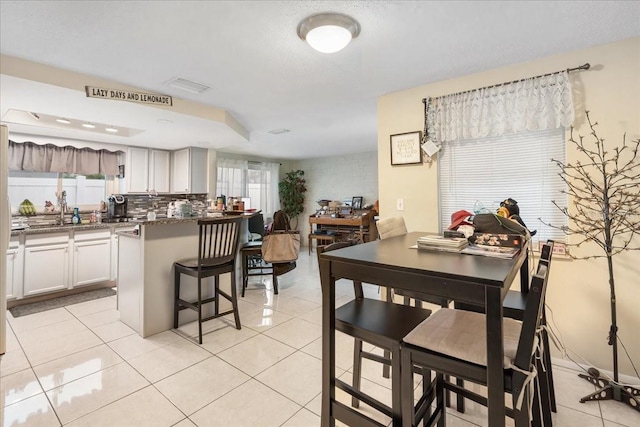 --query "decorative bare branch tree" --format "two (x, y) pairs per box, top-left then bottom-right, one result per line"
(542, 111), (640, 410)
